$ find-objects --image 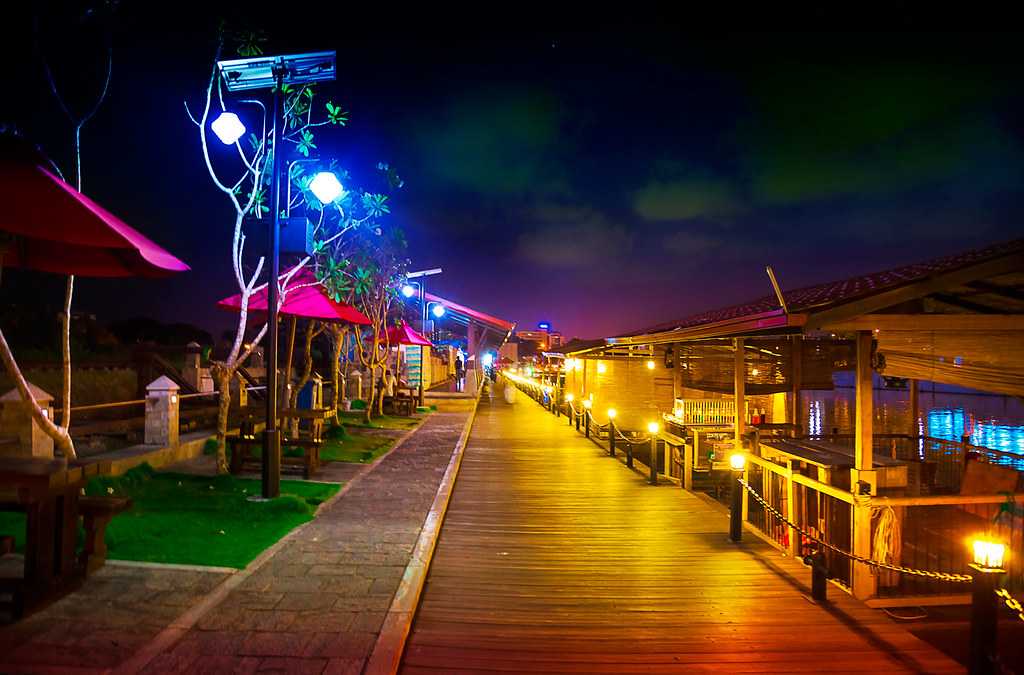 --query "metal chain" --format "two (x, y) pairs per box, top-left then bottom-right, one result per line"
(739, 479), (973, 583)
(996, 588), (1024, 623)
